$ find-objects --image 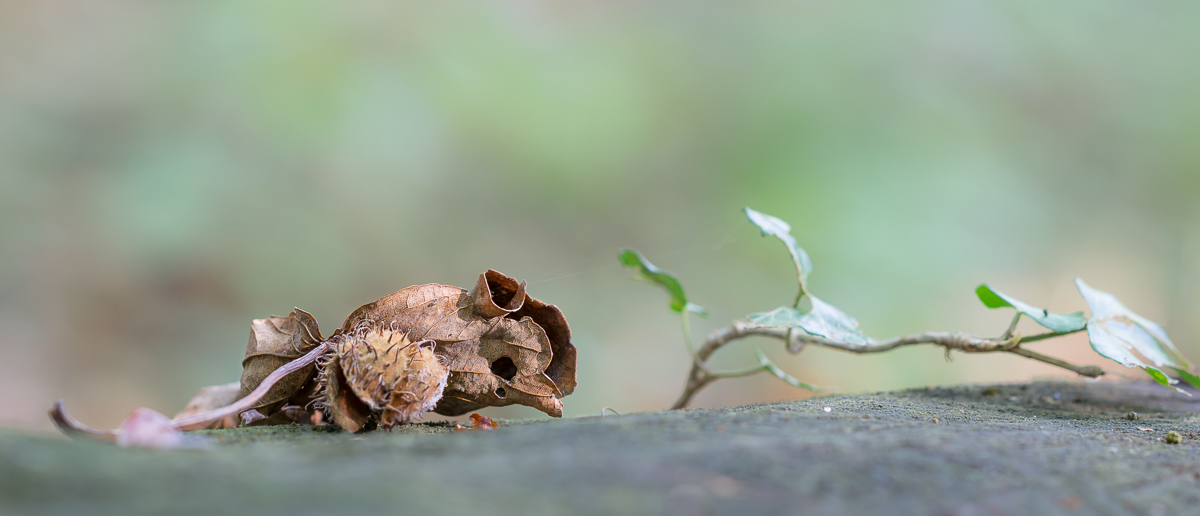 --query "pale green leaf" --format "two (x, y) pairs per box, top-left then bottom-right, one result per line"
(744, 207), (813, 289)
(1076, 278), (1189, 369)
(744, 306), (804, 327)
(974, 284), (1086, 333)
(1075, 278), (1194, 391)
(745, 296), (870, 345)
